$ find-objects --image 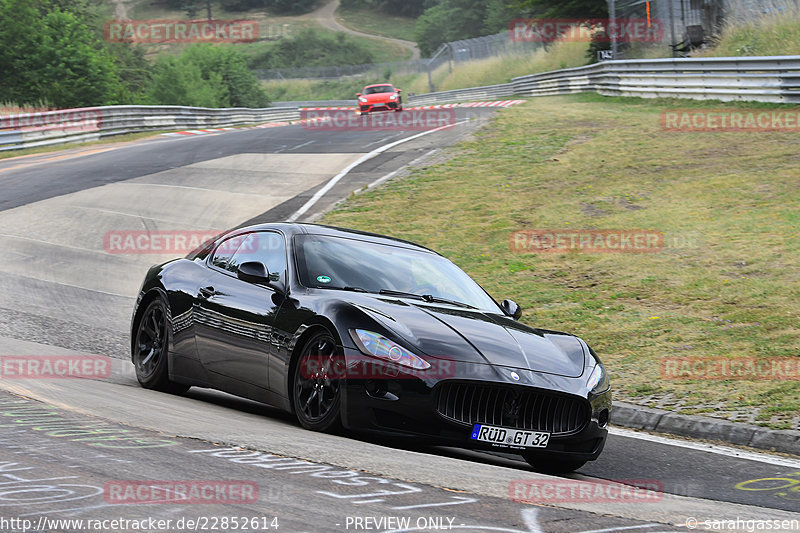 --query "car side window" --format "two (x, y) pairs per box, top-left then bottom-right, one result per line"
(210, 235), (247, 272)
(229, 232), (287, 281)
